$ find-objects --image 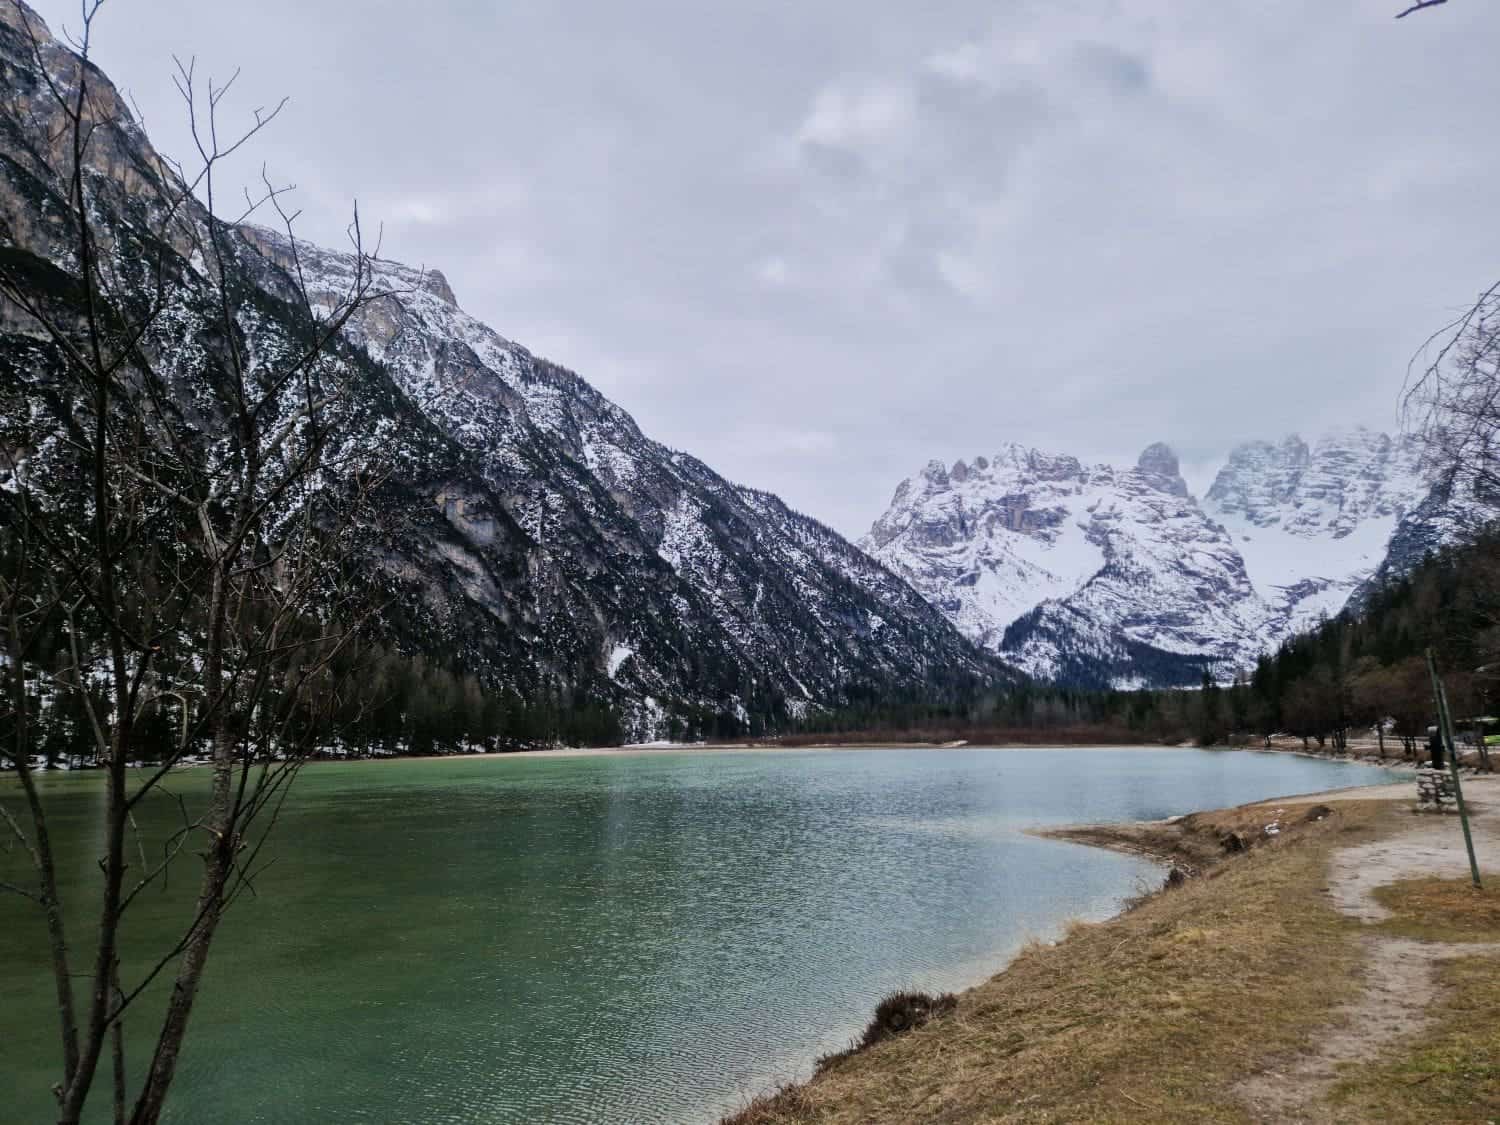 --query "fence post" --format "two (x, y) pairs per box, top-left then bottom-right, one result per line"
(1427, 648), (1483, 889)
